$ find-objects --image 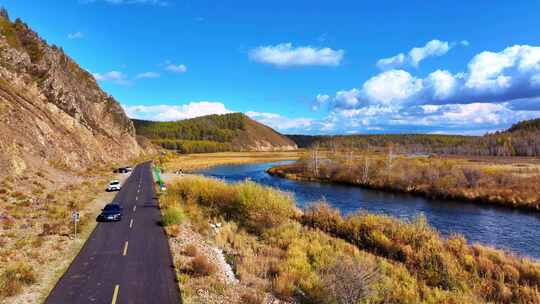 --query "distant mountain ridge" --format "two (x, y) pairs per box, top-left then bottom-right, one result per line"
(0, 10), (142, 178)
(133, 113), (297, 153)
